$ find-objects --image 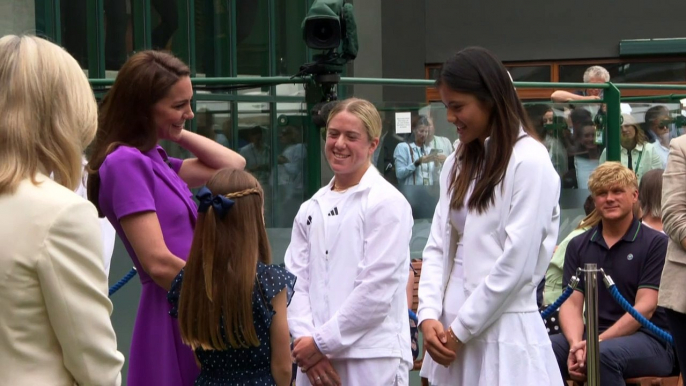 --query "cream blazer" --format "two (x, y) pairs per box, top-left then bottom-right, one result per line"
(0, 174), (124, 385)
(659, 135), (686, 314)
